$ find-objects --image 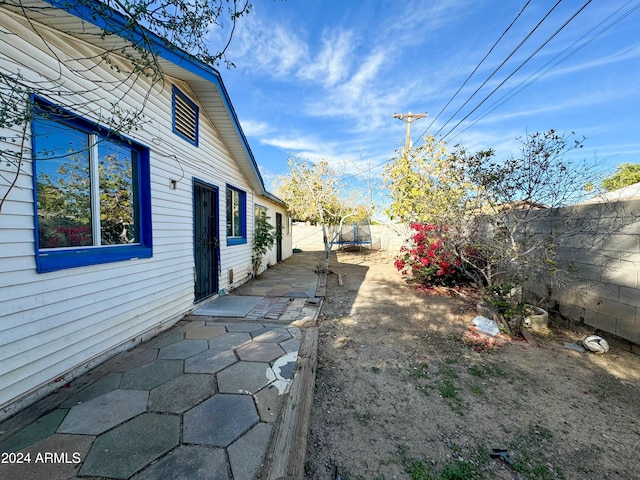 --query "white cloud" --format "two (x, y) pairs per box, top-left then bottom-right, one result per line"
(228, 15), (307, 77)
(542, 45), (640, 79)
(298, 29), (354, 87)
(261, 136), (322, 152)
(240, 119), (271, 137)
